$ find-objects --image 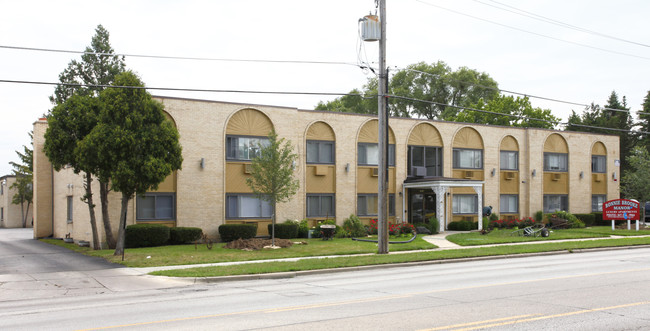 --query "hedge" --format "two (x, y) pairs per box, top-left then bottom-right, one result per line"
(574, 213), (595, 227)
(169, 227), (203, 245)
(447, 220), (477, 231)
(218, 224), (257, 242)
(268, 222), (299, 239)
(125, 224), (170, 248)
